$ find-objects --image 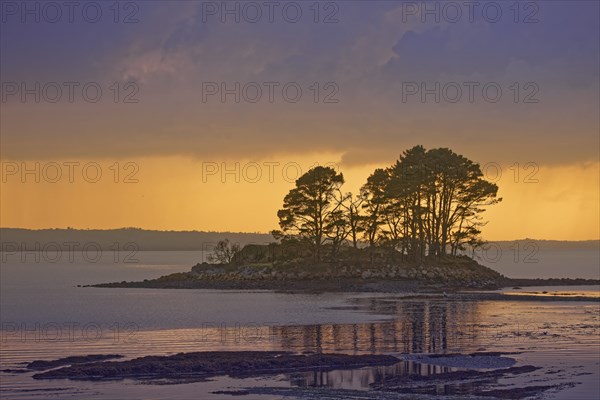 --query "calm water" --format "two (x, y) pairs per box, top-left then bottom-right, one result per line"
(501, 286), (600, 298)
(475, 247), (599, 279)
(1, 251), (599, 399)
